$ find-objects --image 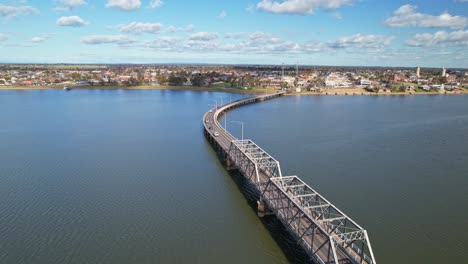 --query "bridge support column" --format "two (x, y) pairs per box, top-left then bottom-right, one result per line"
(257, 200), (266, 217)
(257, 200), (272, 217)
(226, 158), (237, 171)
